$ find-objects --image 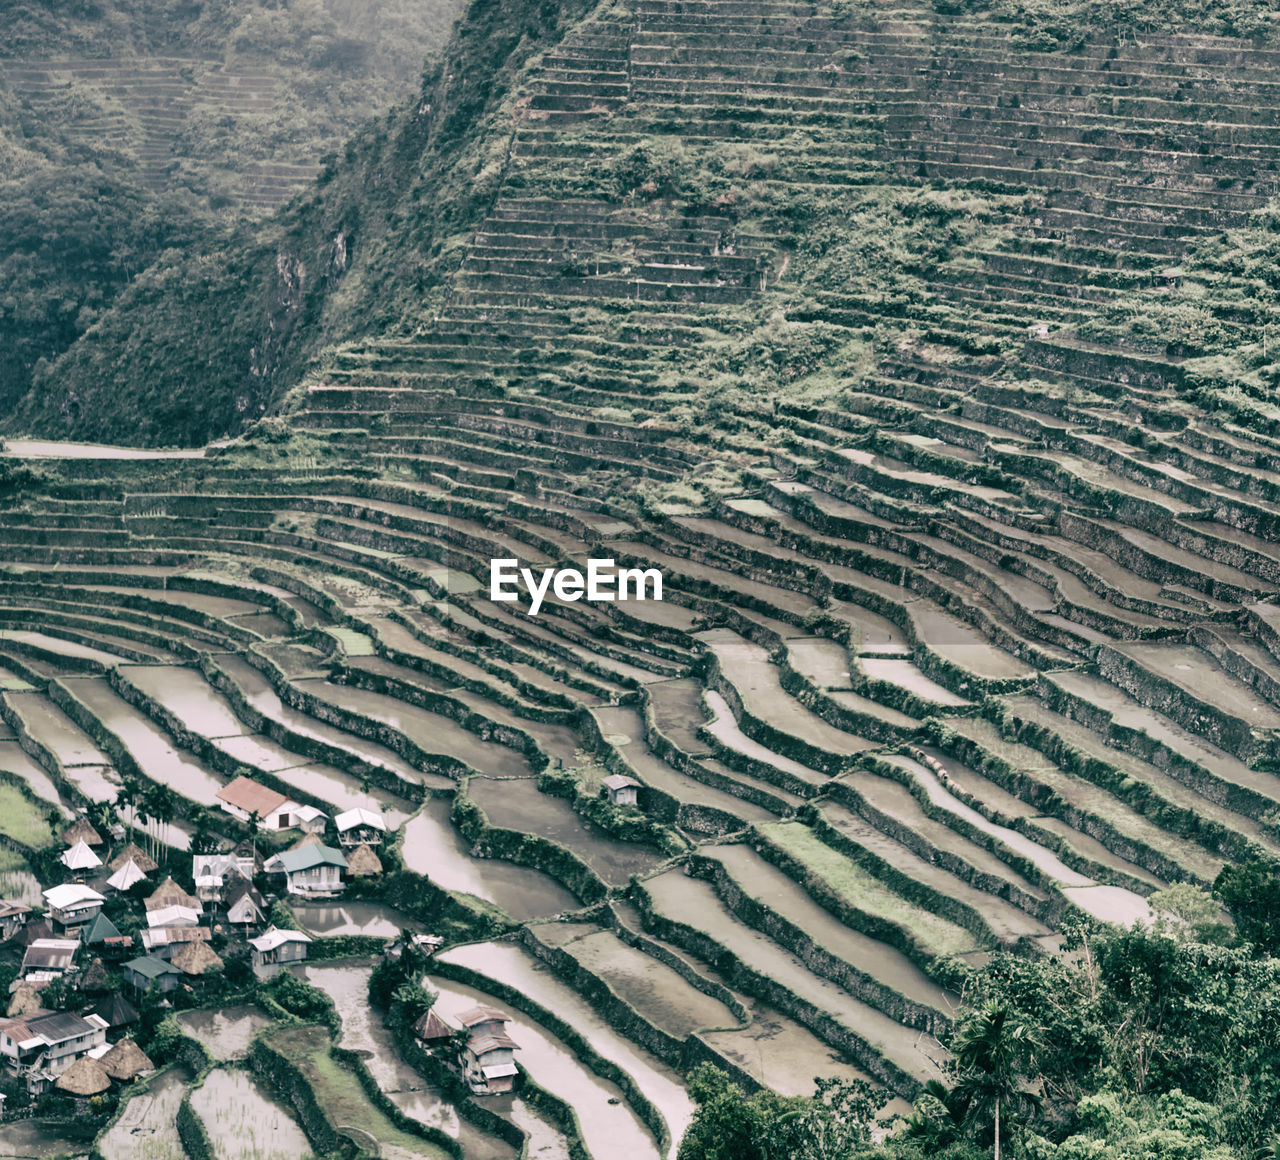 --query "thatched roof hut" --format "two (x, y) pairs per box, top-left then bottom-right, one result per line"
(109, 843), (158, 874)
(62, 817), (103, 848)
(55, 1055), (111, 1096)
(345, 843), (382, 878)
(80, 957), (111, 994)
(145, 878), (200, 913)
(101, 1038), (154, 1082)
(170, 940), (224, 977)
(6, 982), (44, 1017)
